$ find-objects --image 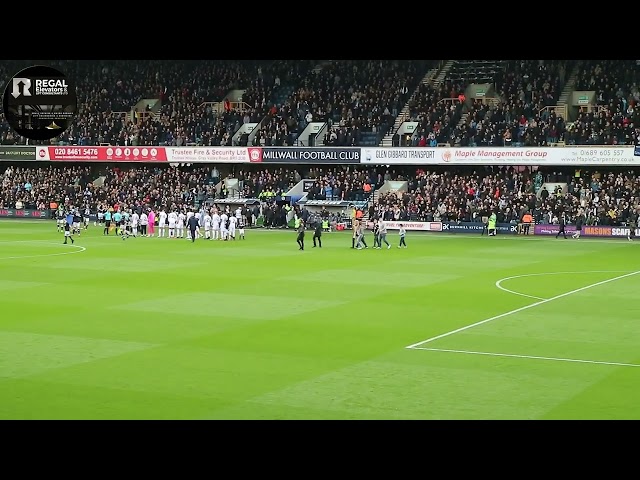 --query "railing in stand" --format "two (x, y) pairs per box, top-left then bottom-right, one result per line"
(477, 97), (500, 108)
(576, 105), (608, 115)
(538, 104), (568, 120)
(110, 111), (131, 121)
(199, 101), (251, 113)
